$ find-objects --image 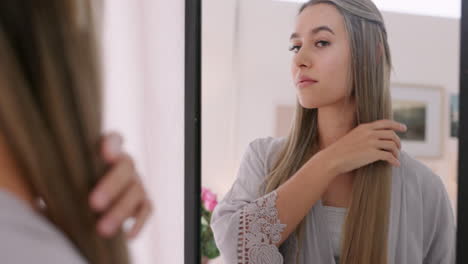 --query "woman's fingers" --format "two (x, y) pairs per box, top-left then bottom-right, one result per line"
(375, 130), (402, 149)
(378, 150), (401, 167)
(97, 183), (143, 237)
(378, 140), (399, 159)
(101, 132), (124, 163)
(372, 138), (400, 167)
(126, 199), (153, 239)
(90, 132), (153, 239)
(370, 119), (407, 132)
(90, 153), (136, 211)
